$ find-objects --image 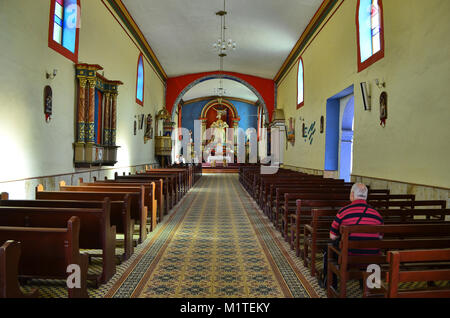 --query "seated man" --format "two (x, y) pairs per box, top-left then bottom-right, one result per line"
(330, 183), (384, 254)
(322, 183), (383, 289)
